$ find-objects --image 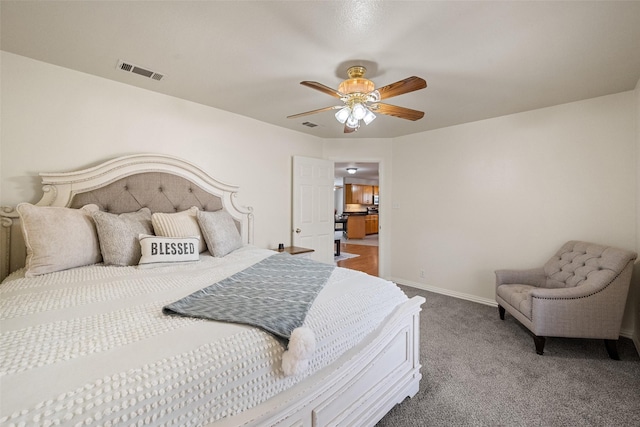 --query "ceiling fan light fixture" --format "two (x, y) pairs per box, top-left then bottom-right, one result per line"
(335, 106), (351, 124)
(351, 103), (367, 120)
(338, 66), (376, 94)
(367, 90), (381, 103)
(338, 78), (375, 94)
(363, 109), (376, 125)
(346, 115), (359, 129)
(288, 65), (426, 134)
